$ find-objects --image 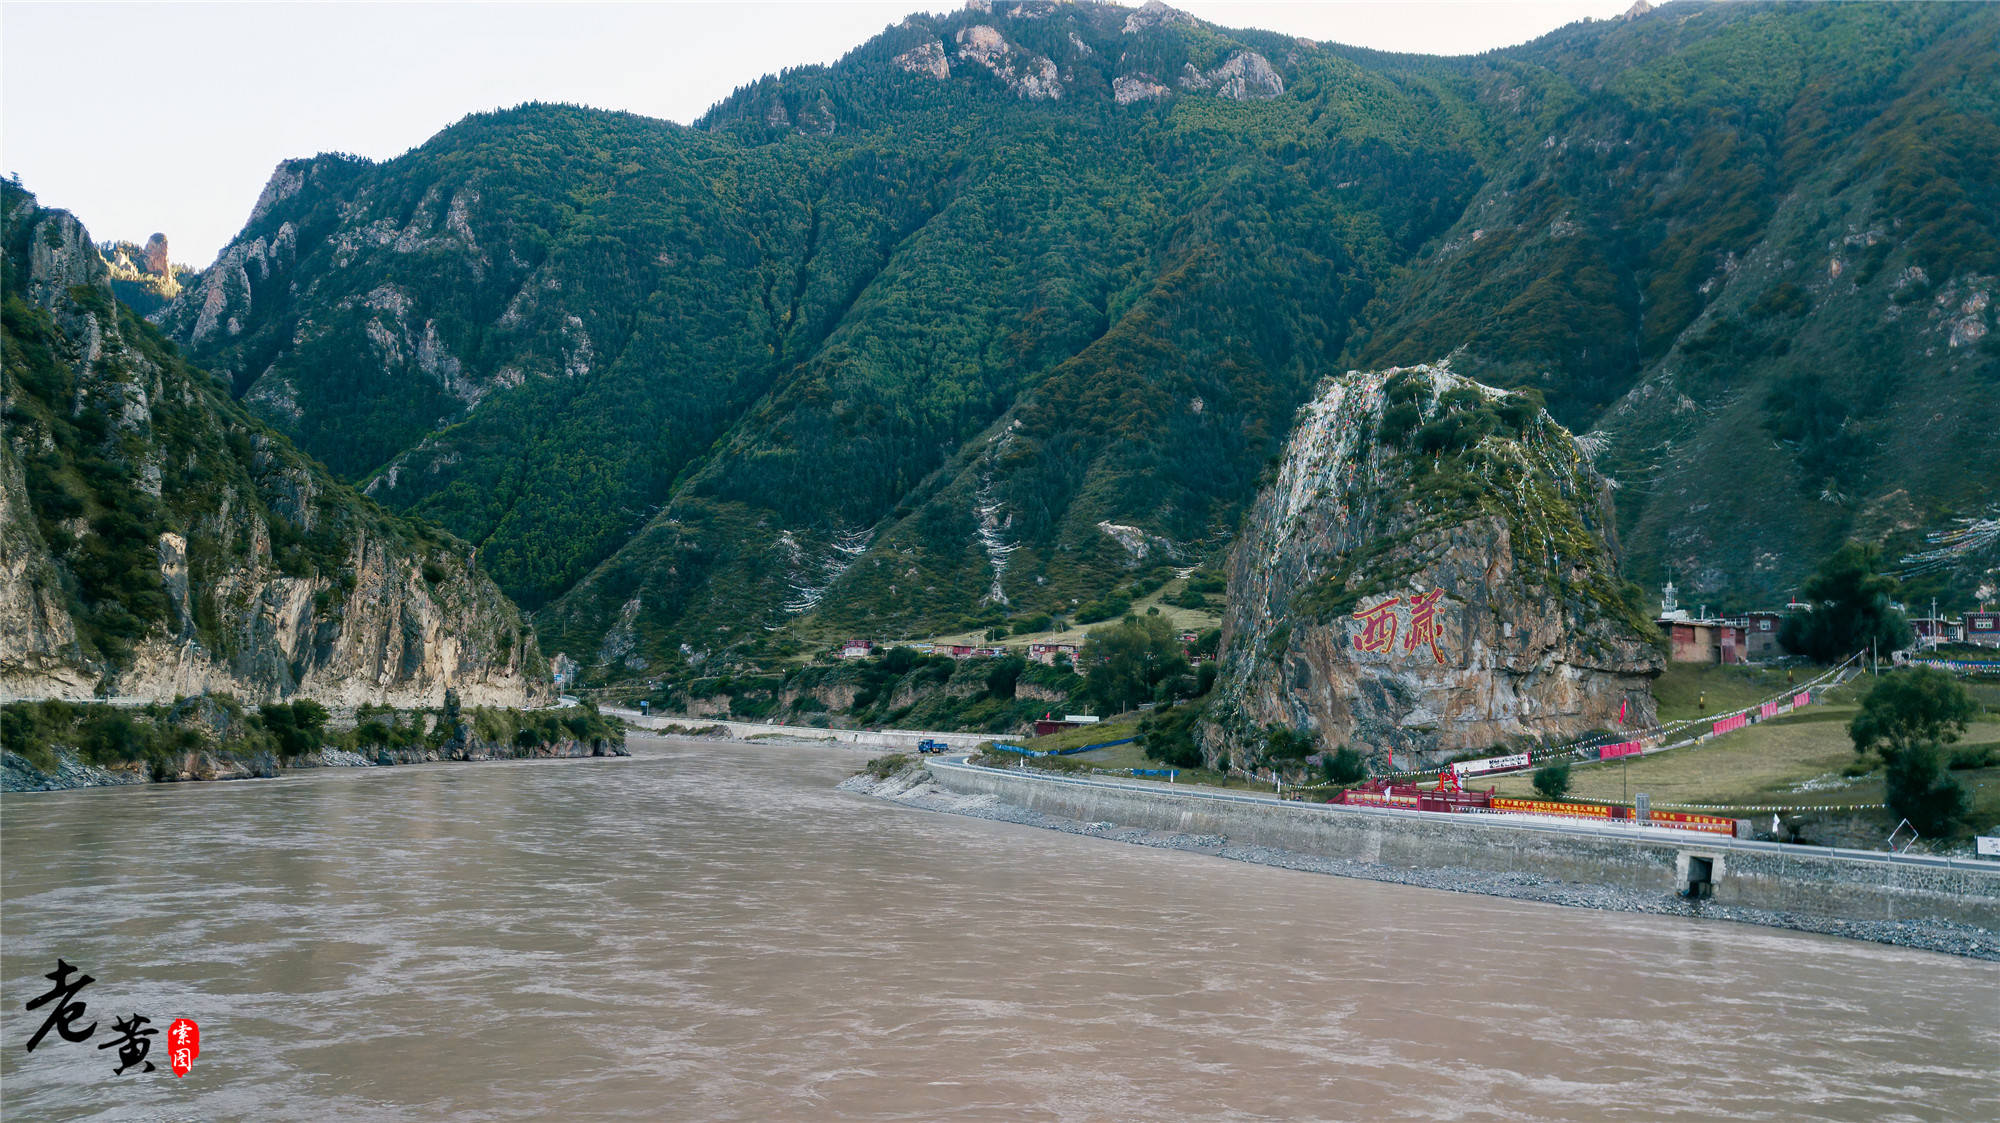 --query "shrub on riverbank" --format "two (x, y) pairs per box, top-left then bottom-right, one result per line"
(468, 703), (622, 751)
(863, 753), (912, 780)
